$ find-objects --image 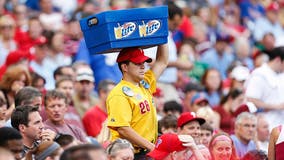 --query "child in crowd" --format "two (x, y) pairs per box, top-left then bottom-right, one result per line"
(158, 114), (177, 135)
(200, 122), (214, 147)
